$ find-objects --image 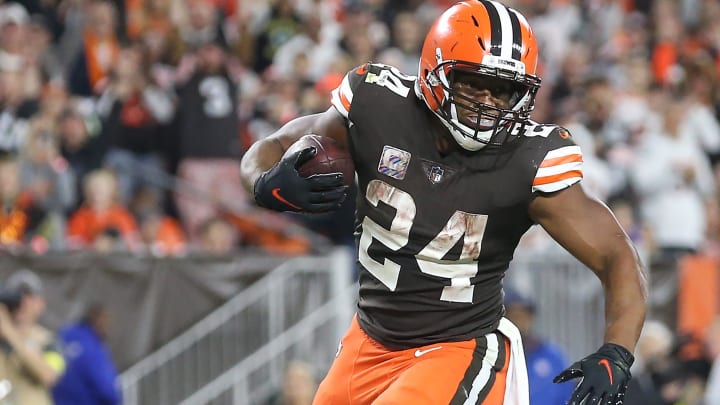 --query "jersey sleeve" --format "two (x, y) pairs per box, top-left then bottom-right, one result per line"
(531, 127), (584, 193)
(330, 63), (369, 120)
